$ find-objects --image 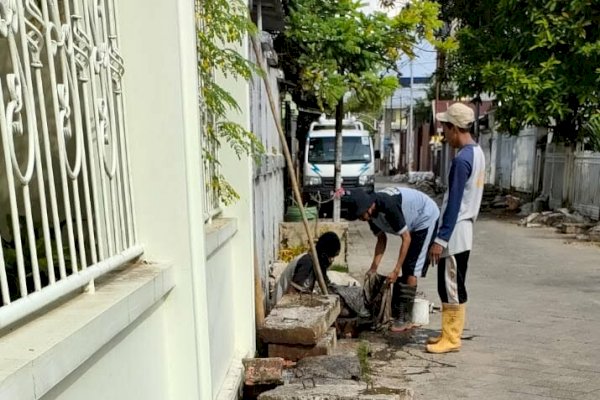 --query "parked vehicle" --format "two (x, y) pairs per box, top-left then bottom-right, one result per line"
(302, 116), (375, 205)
